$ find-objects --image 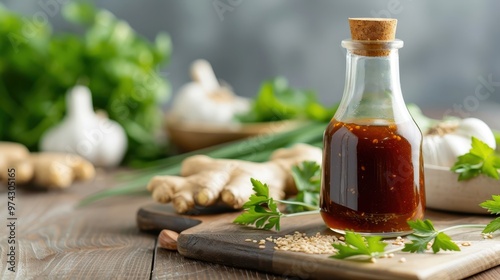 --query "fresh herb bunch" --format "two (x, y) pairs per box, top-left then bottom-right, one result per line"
(451, 137), (500, 181)
(238, 77), (338, 123)
(0, 2), (171, 164)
